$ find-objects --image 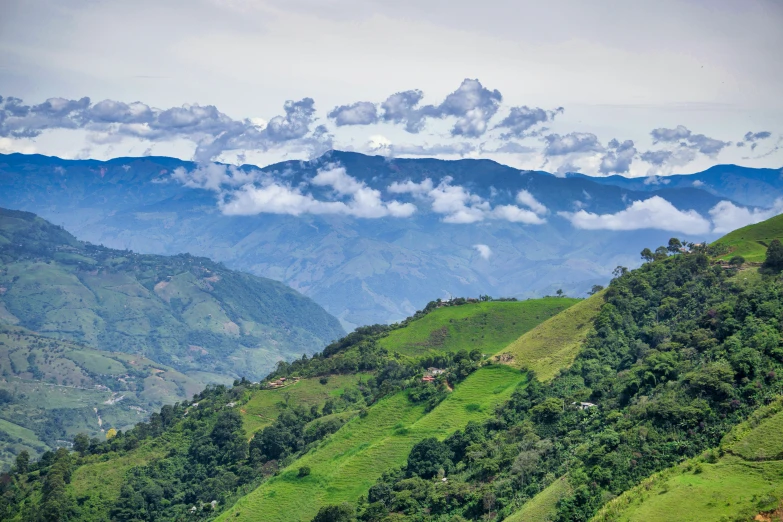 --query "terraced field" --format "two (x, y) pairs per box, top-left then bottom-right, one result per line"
(219, 365), (526, 522)
(379, 298), (578, 358)
(240, 373), (371, 436)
